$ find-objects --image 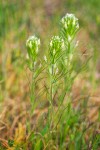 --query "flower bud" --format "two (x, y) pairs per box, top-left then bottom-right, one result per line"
(49, 36), (64, 64)
(61, 13), (79, 42)
(26, 35), (40, 61)
(49, 36), (64, 55)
